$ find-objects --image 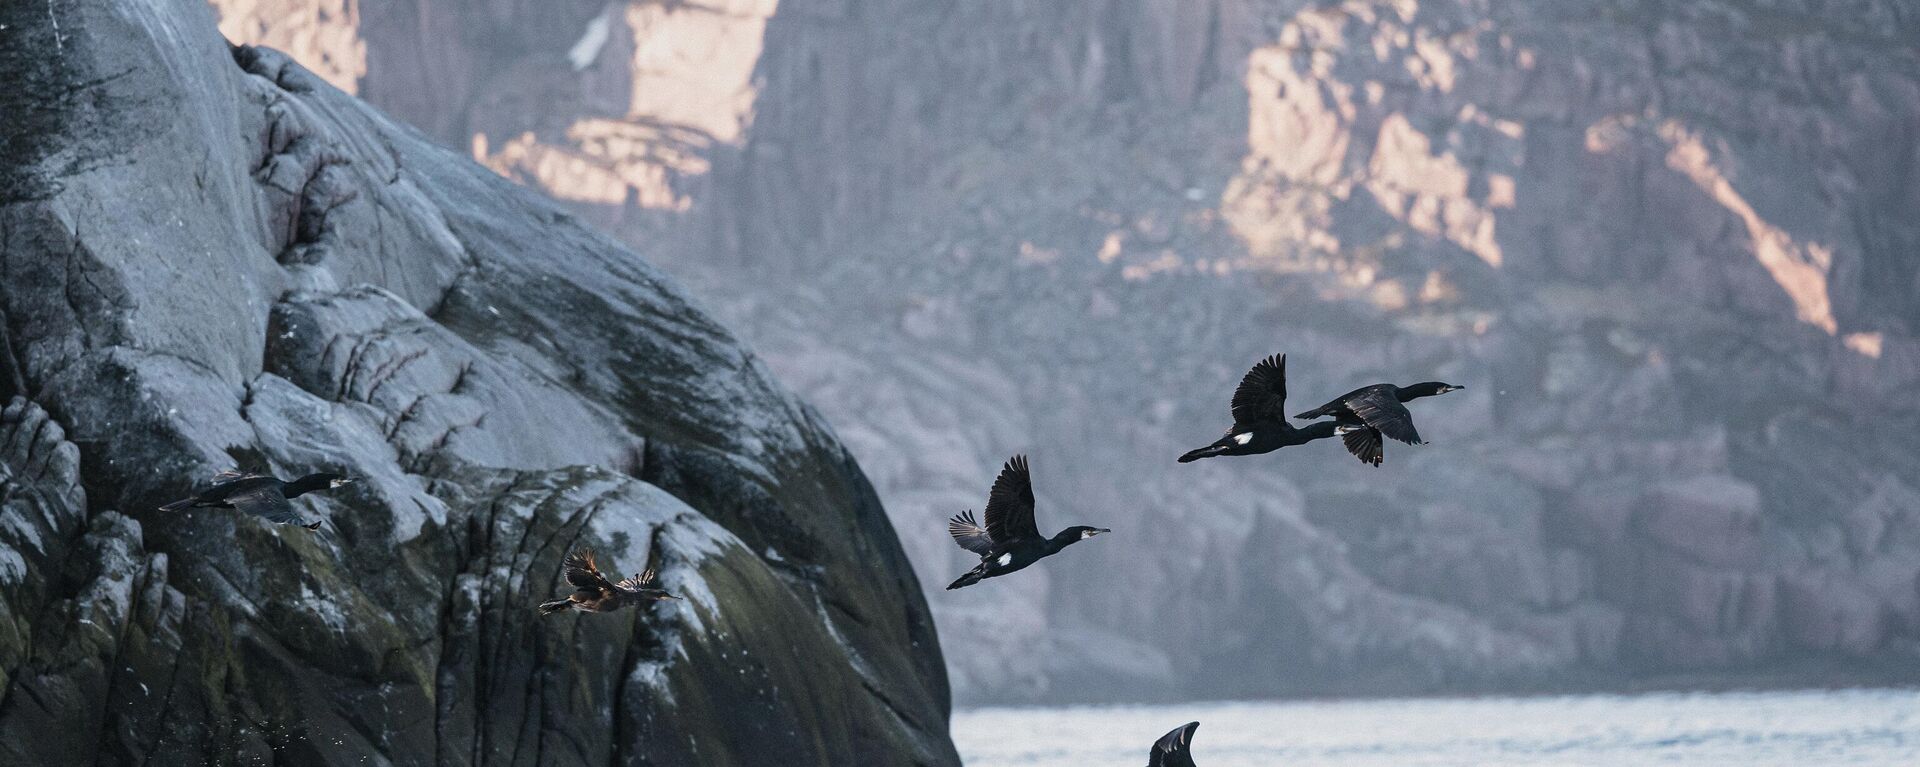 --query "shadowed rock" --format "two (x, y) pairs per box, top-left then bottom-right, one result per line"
(0, 1), (954, 764)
